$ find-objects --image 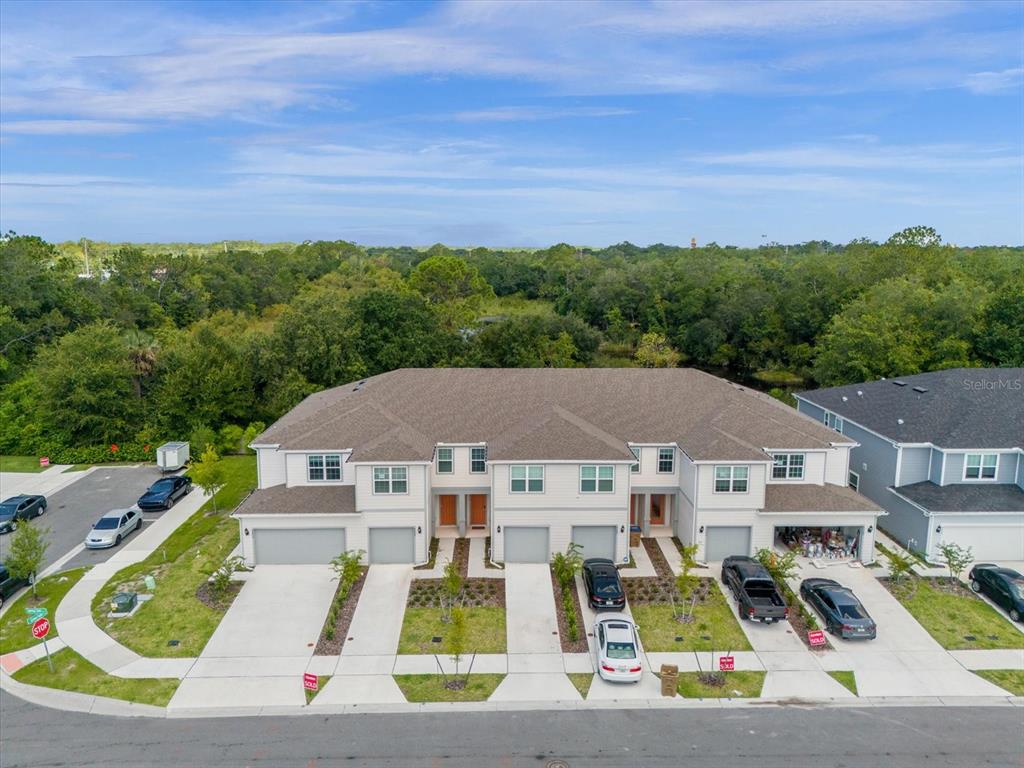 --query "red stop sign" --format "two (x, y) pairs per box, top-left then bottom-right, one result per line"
(31, 617), (50, 639)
